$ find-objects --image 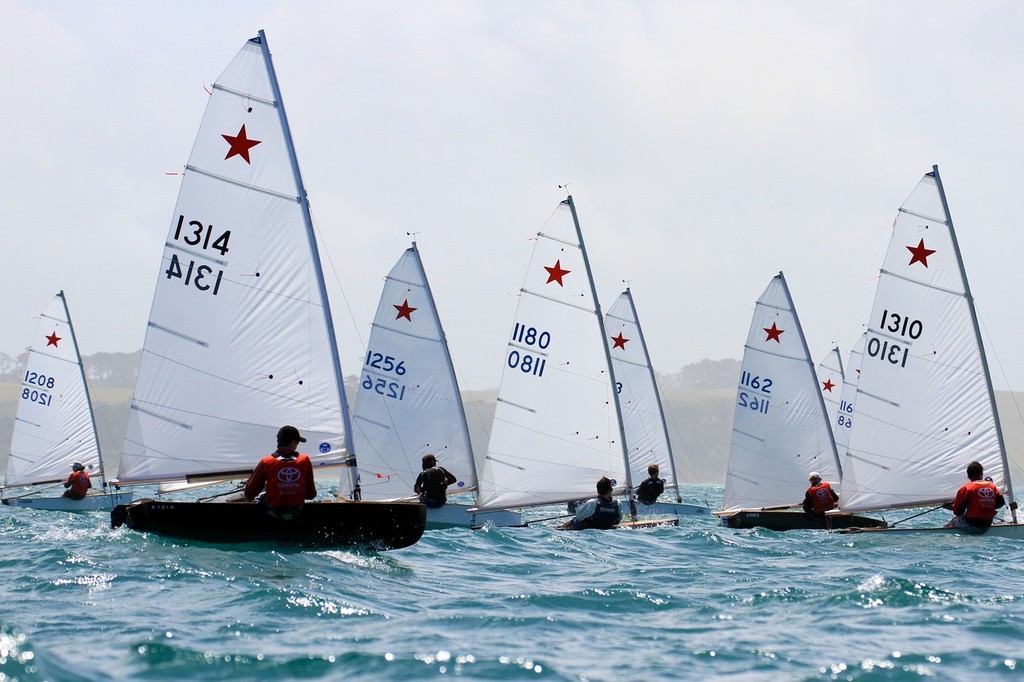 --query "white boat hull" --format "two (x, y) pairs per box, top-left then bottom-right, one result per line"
(3, 491), (134, 511)
(840, 523), (1024, 539)
(426, 503), (523, 530)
